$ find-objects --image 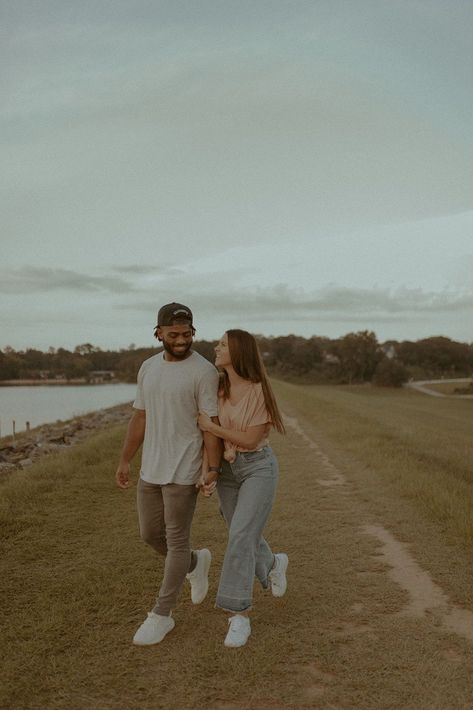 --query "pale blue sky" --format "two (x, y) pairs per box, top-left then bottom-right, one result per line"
(2, 1), (472, 349)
